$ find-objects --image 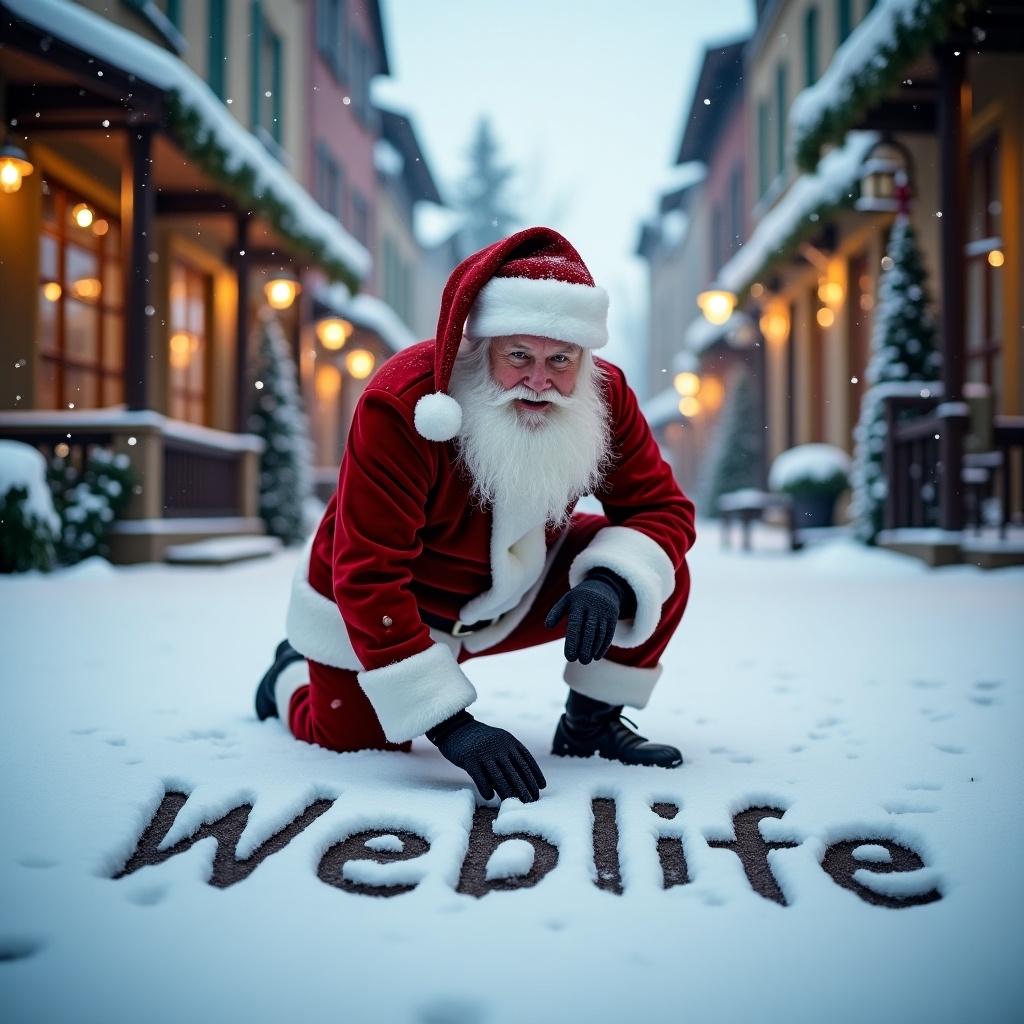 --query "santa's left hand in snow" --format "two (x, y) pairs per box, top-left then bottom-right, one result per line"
(544, 568), (637, 665)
